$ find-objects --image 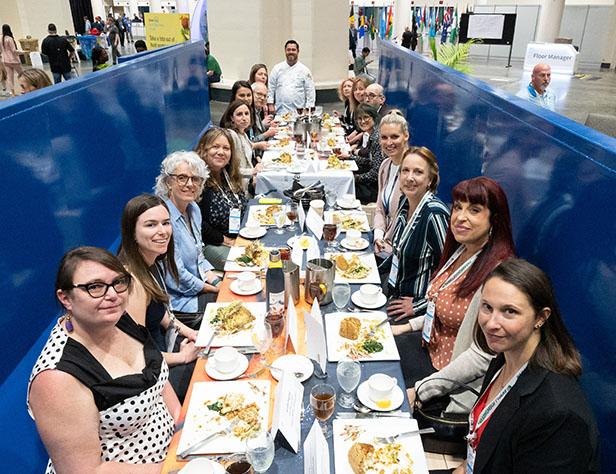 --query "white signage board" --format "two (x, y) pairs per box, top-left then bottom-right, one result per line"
(468, 14), (505, 40)
(524, 42), (579, 75)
